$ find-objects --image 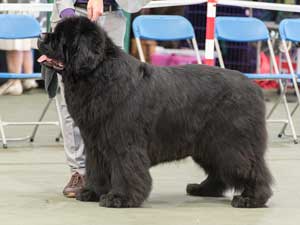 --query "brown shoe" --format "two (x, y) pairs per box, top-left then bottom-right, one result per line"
(63, 172), (85, 198)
